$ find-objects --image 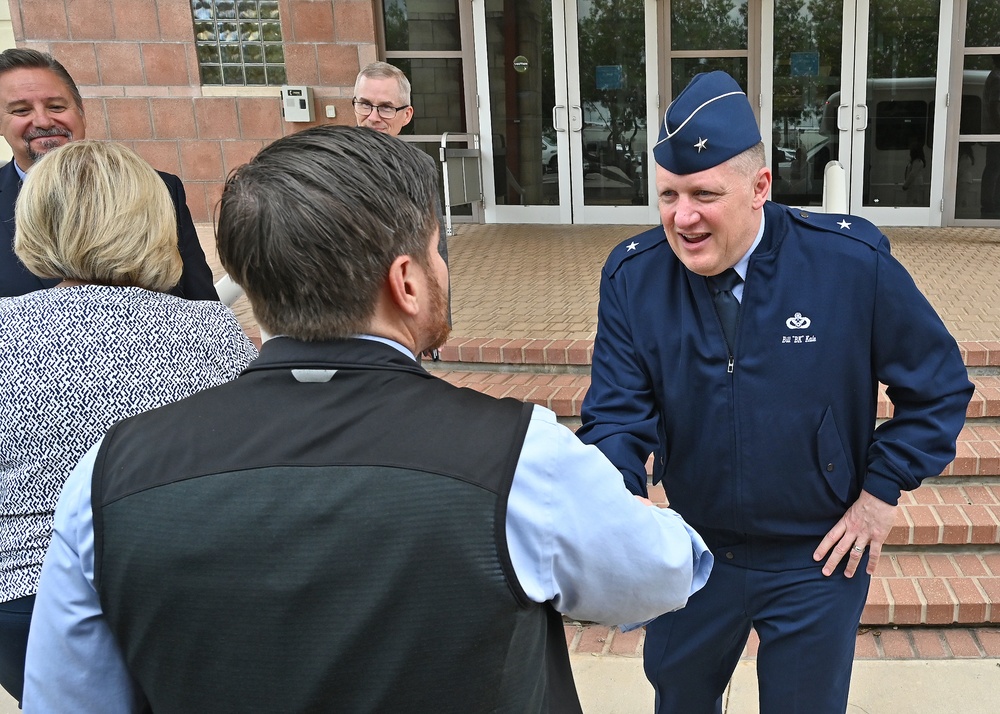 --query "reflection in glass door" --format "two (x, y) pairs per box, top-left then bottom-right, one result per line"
(953, 0), (1000, 222)
(856, 0), (941, 211)
(477, 0), (559, 220)
(770, 0), (843, 207)
(475, 0), (656, 223)
(823, 0), (944, 223)
(570, 0), (651, 221)
(668, 0), (752, 95)
(768, 0), (947, 223)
